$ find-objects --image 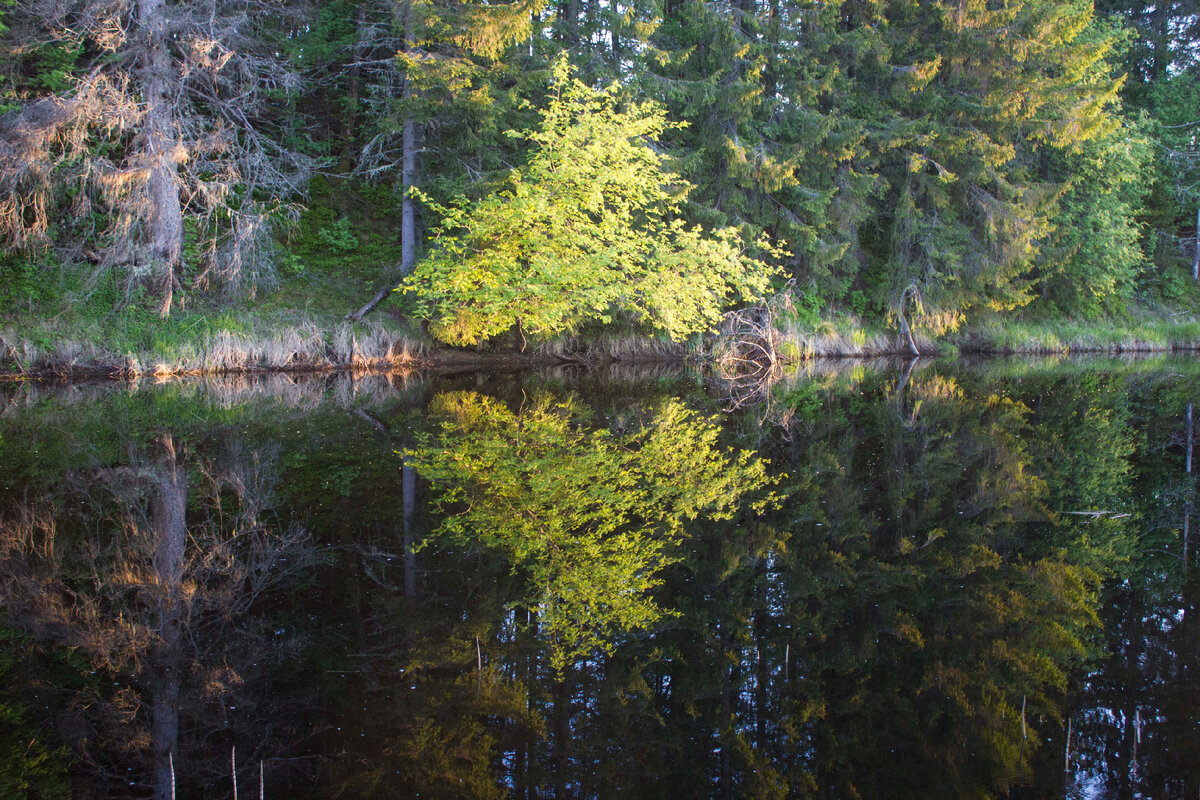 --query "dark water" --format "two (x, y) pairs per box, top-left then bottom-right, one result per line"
(0, 358), (1197, 799)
